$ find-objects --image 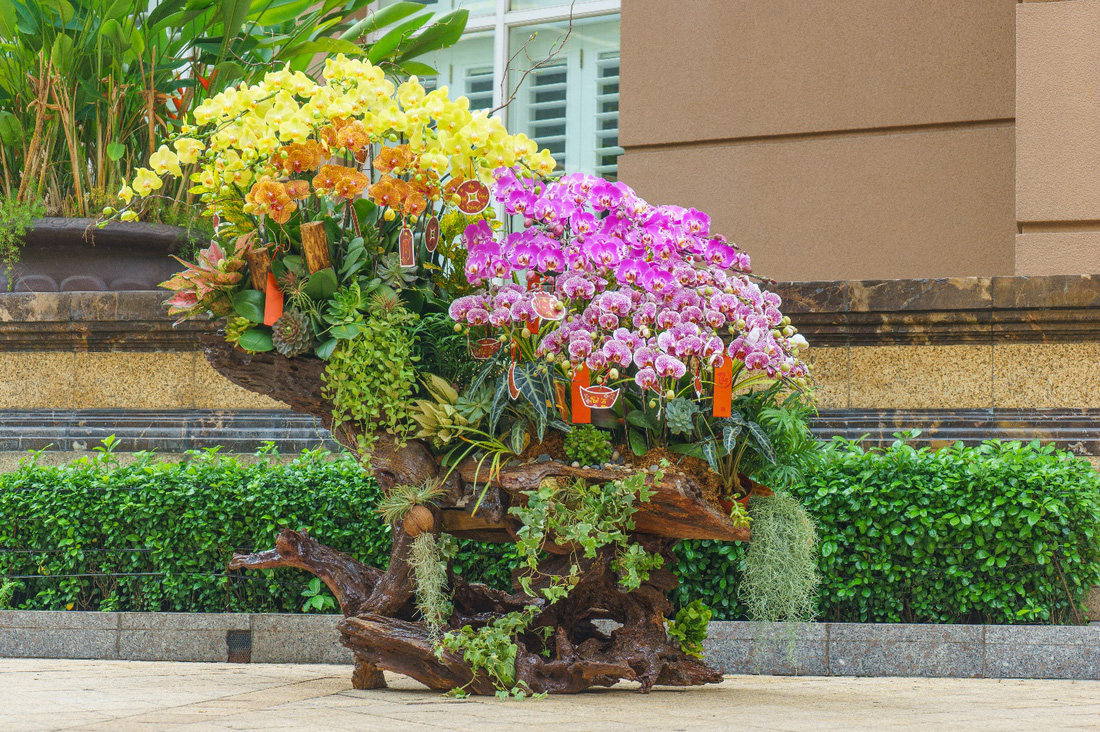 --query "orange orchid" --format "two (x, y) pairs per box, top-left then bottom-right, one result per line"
(312, 164), (358, 194)
(368, 176), (412, 209)
(274, 141), (323, 175)
(332, 170), (370, 199)
(373, 144), (412, 174)
(284, 180), (311, 200)
(402, 191), (427, 217)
